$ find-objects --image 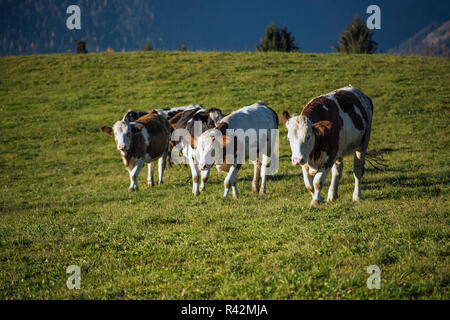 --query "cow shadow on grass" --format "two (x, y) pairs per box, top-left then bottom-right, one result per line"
(363, 173), (444, 200)
(3, 193), (135, 214)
